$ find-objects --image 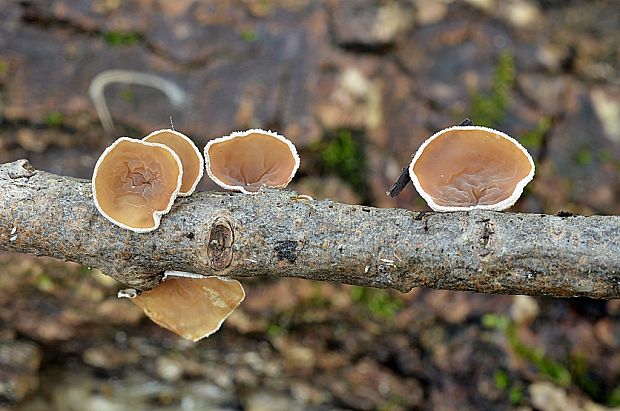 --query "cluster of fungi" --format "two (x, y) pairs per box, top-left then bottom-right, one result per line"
(92, 129), (300, 340)
(92, 122), (534, 341)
